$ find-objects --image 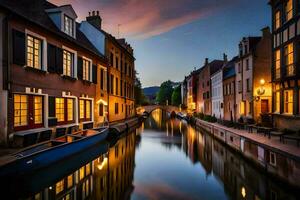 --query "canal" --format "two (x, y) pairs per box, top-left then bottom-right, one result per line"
(1, 109), (299, 200)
